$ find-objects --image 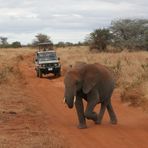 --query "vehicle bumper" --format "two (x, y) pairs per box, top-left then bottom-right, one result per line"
(39, 67), (61, 74)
